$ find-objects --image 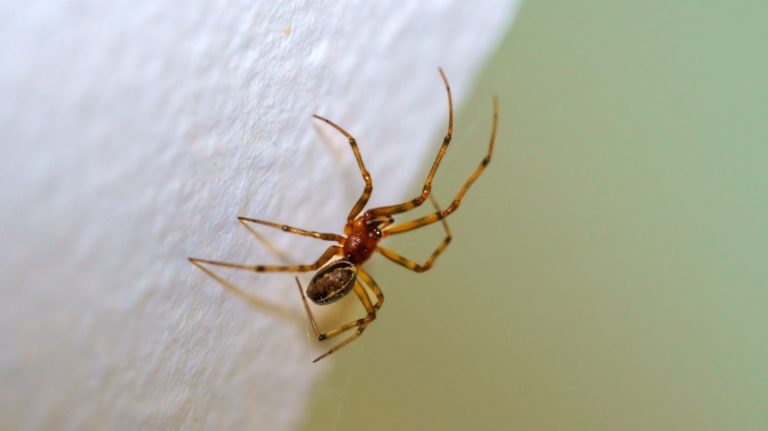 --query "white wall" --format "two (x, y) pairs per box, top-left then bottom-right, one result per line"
(0, 1), (518, 429)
